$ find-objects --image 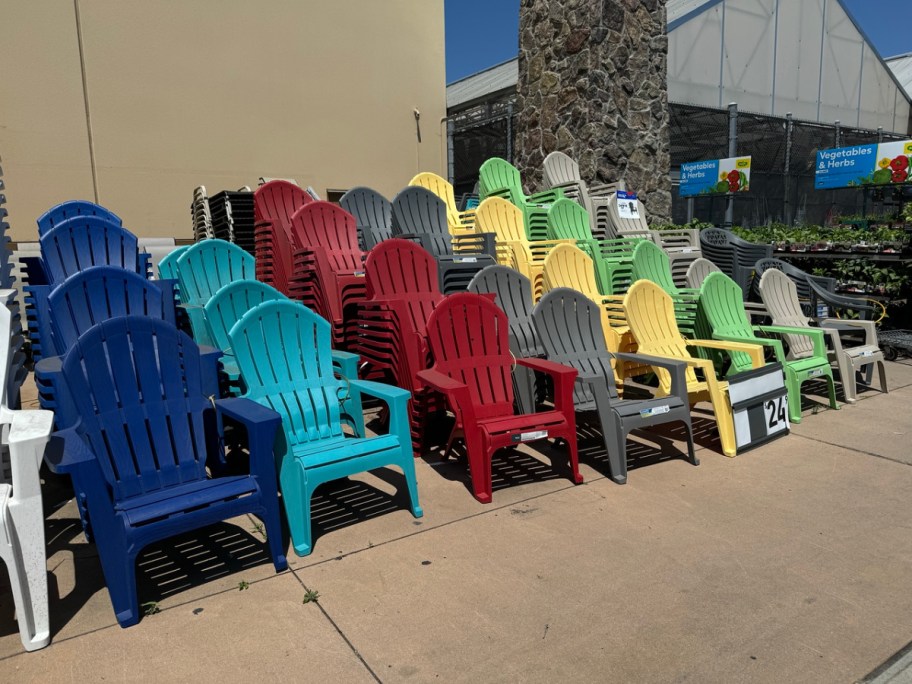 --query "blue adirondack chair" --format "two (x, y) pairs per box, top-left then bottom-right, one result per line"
(46, 316), (286, 628)
(36, 200), (122, 237)
(34, 266), (184, 424)
(176, 239), (255, 346)
(26, 217), (148, 362)
(230, 300), (423, 556)
(21, 201), (125, 290)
